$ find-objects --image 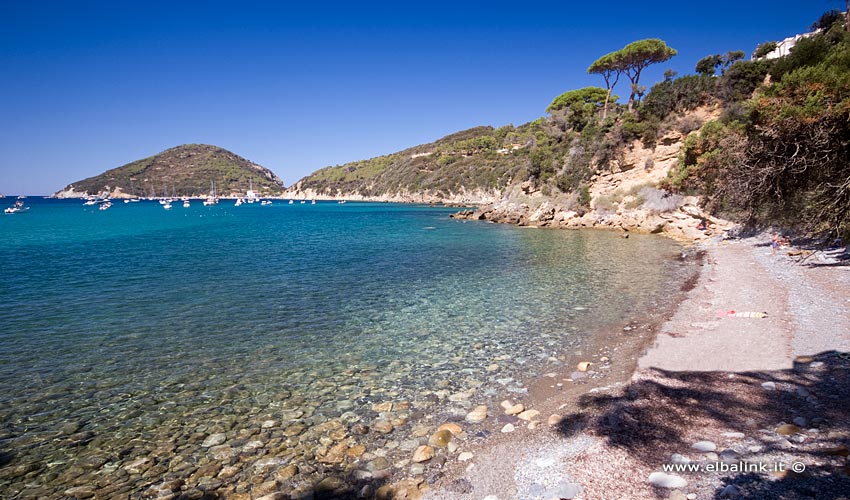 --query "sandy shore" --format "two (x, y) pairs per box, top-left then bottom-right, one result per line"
(419, 234), (850, 500)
